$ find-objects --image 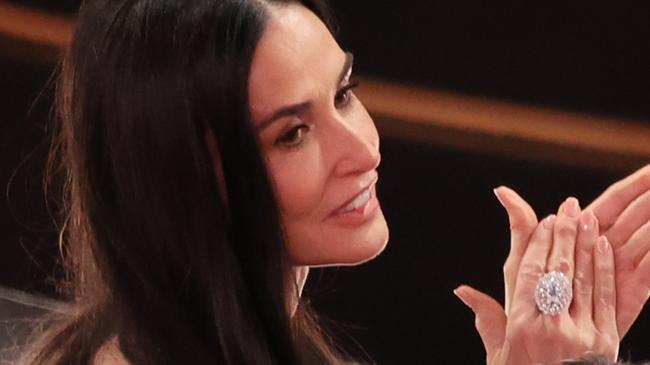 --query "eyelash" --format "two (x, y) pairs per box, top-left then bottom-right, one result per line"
(275, 80), (361, 148)
(276, 124), (309, 147)
(334, 79), (360, 109)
